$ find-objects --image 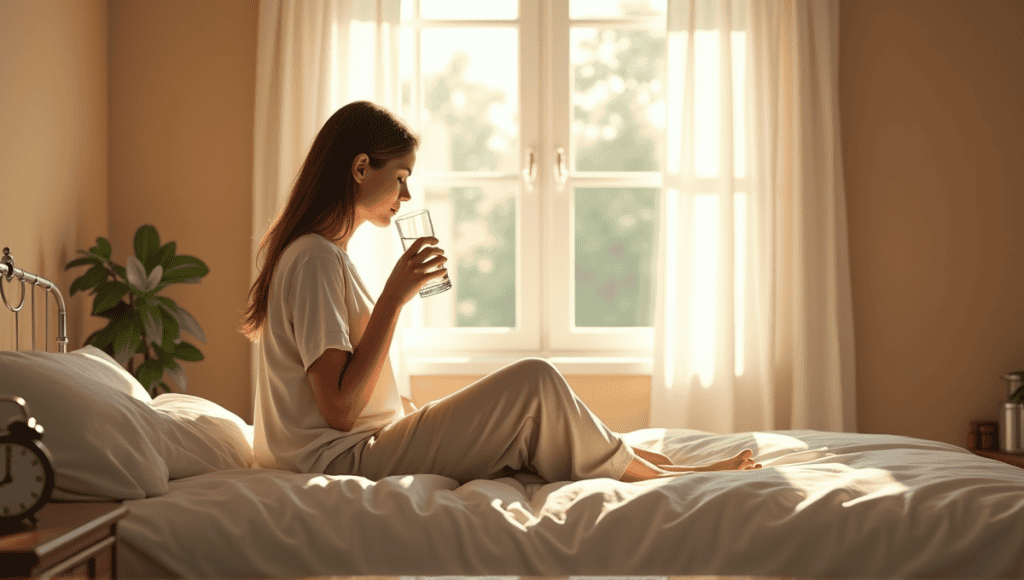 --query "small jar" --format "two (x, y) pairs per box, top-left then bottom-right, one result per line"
(978, 422), (997, 451)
